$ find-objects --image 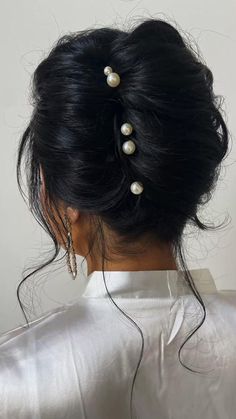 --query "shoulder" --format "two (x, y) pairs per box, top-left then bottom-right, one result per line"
(0, 295), (131, 366)
(0, 296), (102, 347)
(0, 296), (133, 418)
